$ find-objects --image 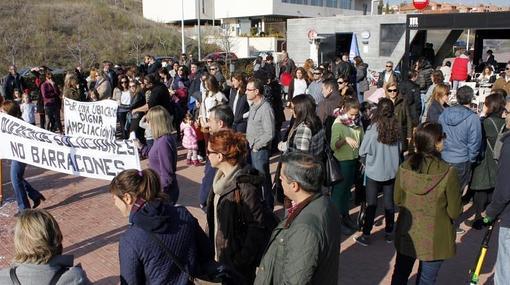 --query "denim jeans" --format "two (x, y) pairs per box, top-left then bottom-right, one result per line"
(251, 148), (274, 209)
(391, 252), (444, 285)
(200, 159), (217, 208)
(362, 177), (395, 235)
(495, 227), (510, 285)
(448, 161), (472, 192)
(10, 160), (42, 210)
